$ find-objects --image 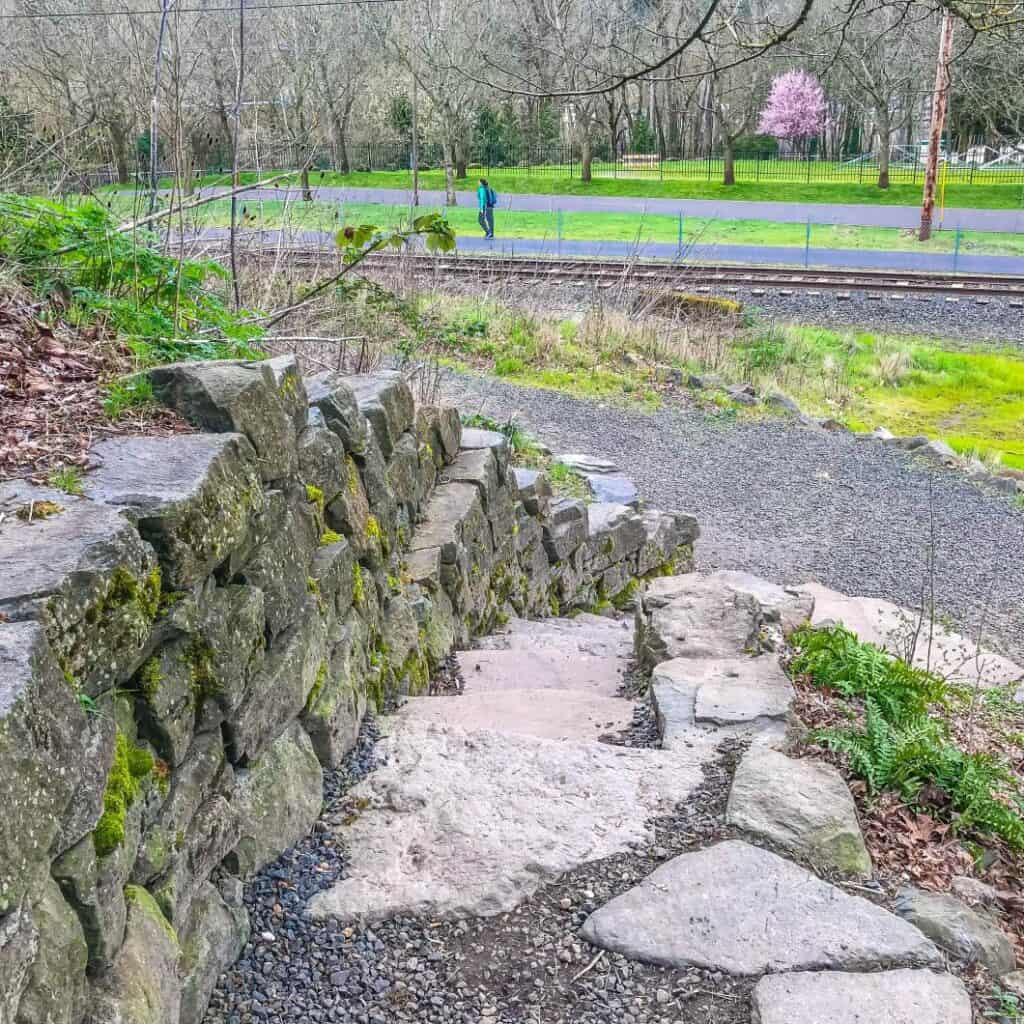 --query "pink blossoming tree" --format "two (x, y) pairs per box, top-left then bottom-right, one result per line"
(757, 70), (827, 153)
